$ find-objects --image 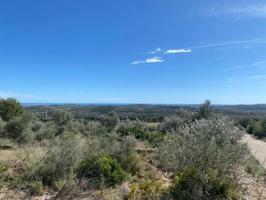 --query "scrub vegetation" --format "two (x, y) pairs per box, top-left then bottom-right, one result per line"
(0, 98), (264, 199)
